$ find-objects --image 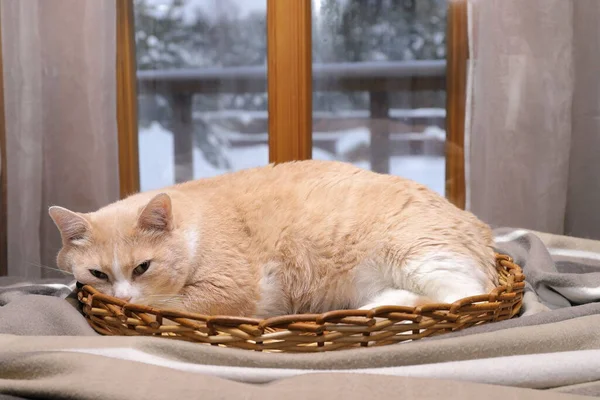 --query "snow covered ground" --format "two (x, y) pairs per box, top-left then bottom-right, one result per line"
(139, 121), (445, 195)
